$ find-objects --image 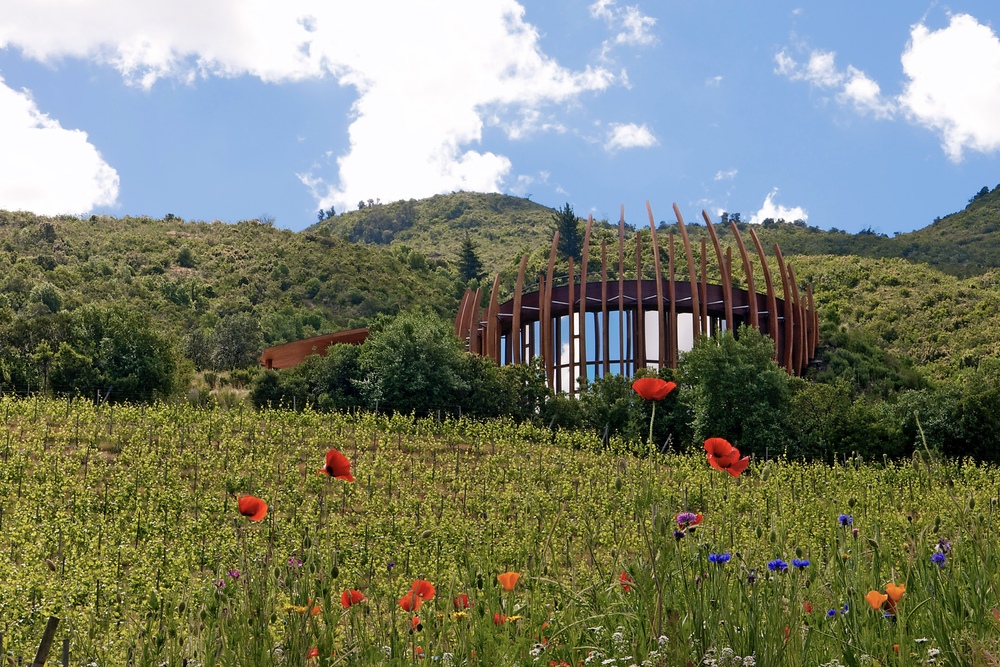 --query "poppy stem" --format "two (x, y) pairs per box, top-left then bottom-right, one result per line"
(648, 402), (656, 446)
